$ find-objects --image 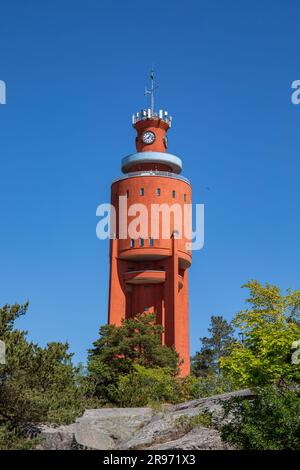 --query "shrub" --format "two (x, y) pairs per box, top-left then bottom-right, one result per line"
(112, 365), (182, 407)
(185, 375), (233, 399)
(221, 384), (300, 450)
